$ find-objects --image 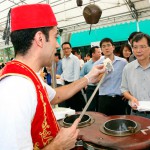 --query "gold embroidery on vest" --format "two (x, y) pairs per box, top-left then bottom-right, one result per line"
(33, 142), (40, 150)
(39, 91), (53, 146)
